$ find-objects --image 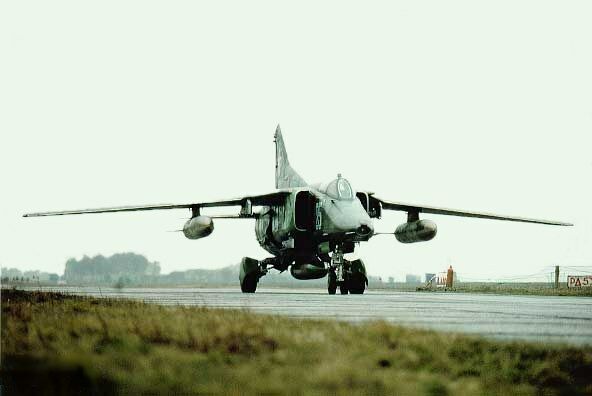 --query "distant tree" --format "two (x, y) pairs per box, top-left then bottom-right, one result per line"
(2, 268), (23, 279)
(165, 271), (186, 284)
(114, 277), (125, 290)
(64, 253), (161, 285)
